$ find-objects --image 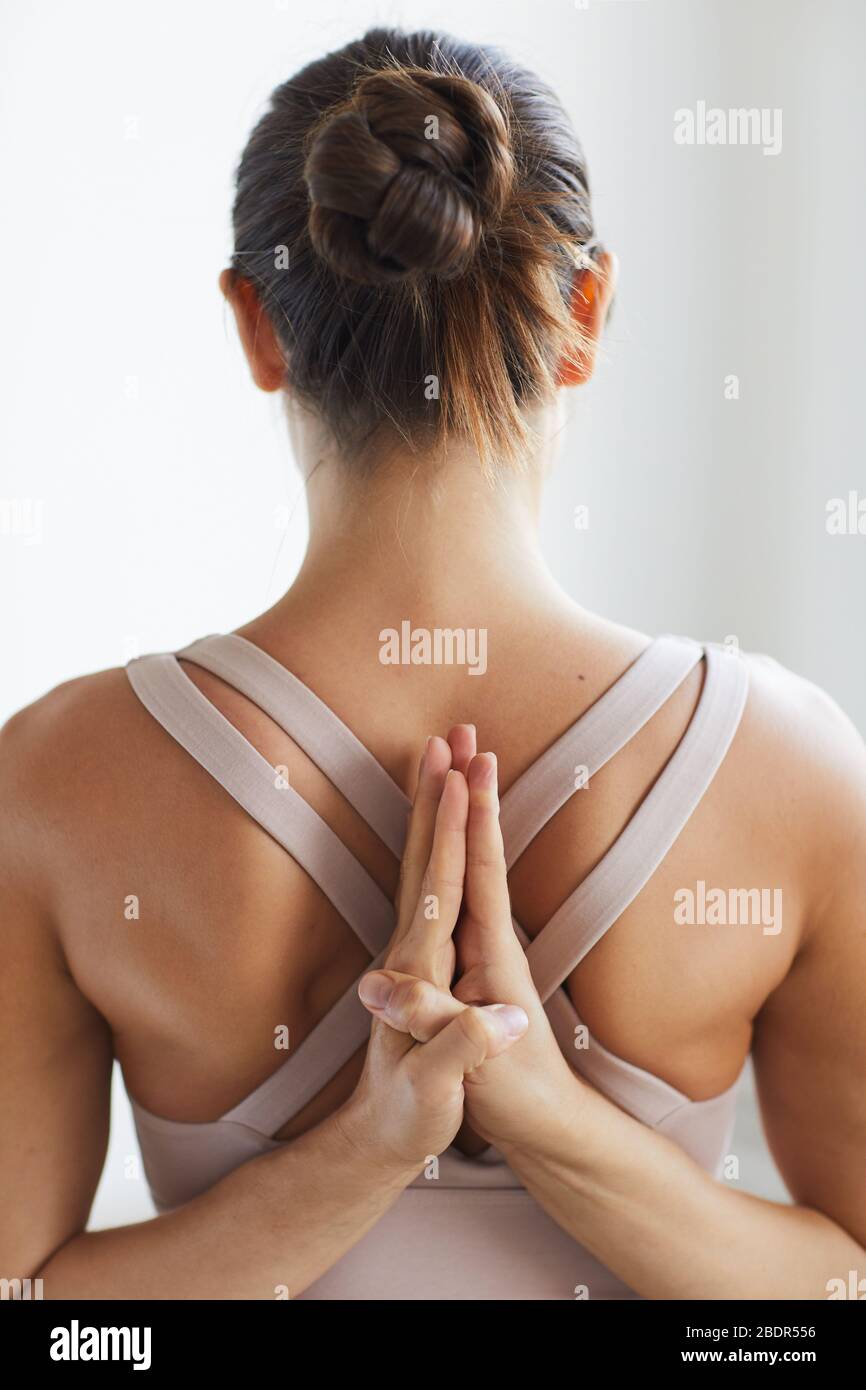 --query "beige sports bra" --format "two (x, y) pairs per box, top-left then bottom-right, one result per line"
(124, 631), (749, 1300)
